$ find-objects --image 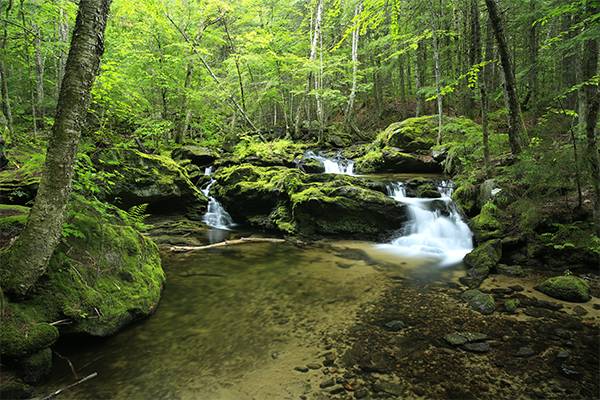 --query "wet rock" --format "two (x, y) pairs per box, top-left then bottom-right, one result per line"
(444, 332), (488, 346)
(354, 388), (370, 399)
(504, 299), (520, 313)
(171, 145), (219, 168)
(556, 350), (570, 362)
(461, 289), (496, 314)
(496, 264), (524, 277)
(573, 305), (588, 316)
(0, 382), (35, 400)
(384, 320), (405, 331)
(462, 342), (491, 353)
(329, 385), (346, 395)
(19, 347), (52, 382)
(464, 239), (502, 279)
(320, 378), (335, 389)
(560, 364), (582, 380)
(377, 382), (405, 397)
(307, 363), (322, 370)
(537, 276), (591, 302)
(517, 346), (535, 357)
(294, 366), (309, 373)
(470, 203), (504, 242)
